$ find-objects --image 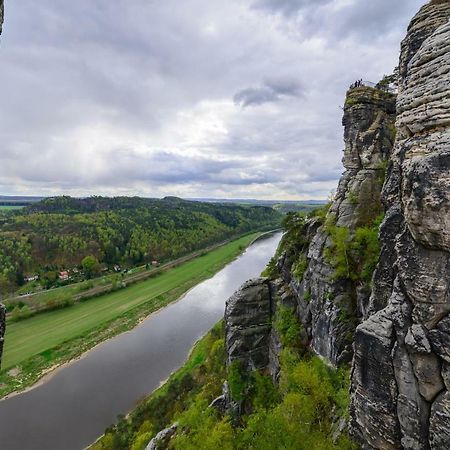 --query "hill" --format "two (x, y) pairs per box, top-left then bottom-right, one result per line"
(0, 196), (281, 293)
